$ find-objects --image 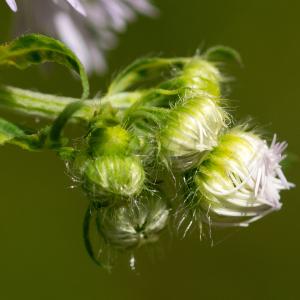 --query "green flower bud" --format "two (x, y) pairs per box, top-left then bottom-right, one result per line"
(164, 59), (222, 98)
(140, 58), (223, 109)
(97, 195), (169, 250)
(83, 155), (145, 202)
(159, 95), (228, 171)
(88, 125), (131, 156)
(72, 125), (145, 205)
(194, 128), (294, 227)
